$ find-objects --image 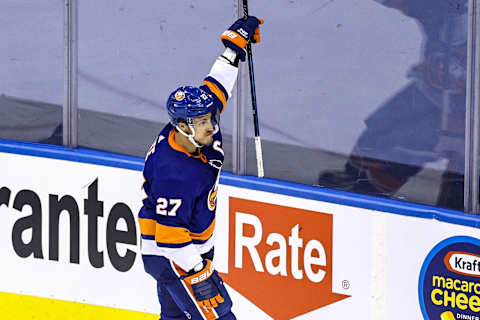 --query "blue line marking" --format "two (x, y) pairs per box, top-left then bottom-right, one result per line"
(1, 138), (479, 228)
